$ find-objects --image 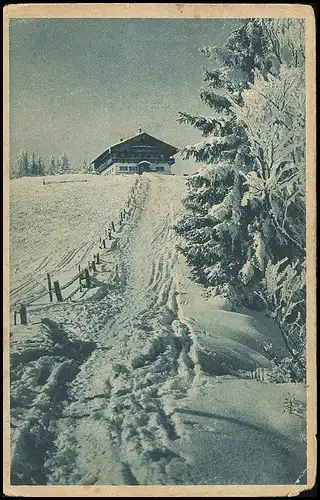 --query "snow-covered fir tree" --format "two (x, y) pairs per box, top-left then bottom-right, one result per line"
(29, 152), (38, 177)
(58, 153), (71, 174)
(82, 160), (91, 173)
(11, 150), (46, 178)
(175, 18), (306, 381)
(56, 157), (62, 175)
(36, 155), (45, 176)
(29, 152), (45, 177)
(10, 150), (29, 179)
(176, 18), (273, 304)
(46, 155), (57, 175)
